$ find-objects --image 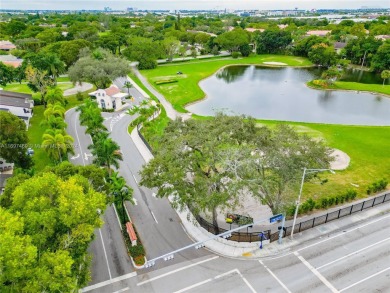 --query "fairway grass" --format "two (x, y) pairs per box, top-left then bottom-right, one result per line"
(308, 80), (390, 96)
(140, 55), (390, 201)
(141, 54), (313, 113)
